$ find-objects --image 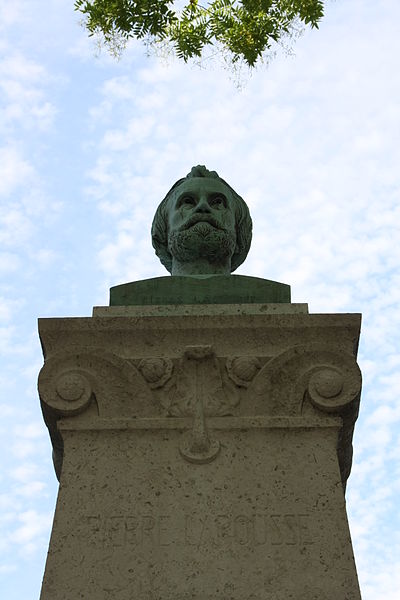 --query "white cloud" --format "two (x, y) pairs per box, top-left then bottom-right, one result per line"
(102, 115), (156, 151)
(0, 57), (56, 132)
(35, 248), (58, 267)
(0, 208), (34, 248)
(11, 420), (48, 461)
(15, 481), (46, 498)
(0, 404), (17, 418)
(102, 75), (138, 101)
(0, 53), (46, 83)
(0, 326), (14, 349)
(10, 463), (41, 484)
(366, 404), (400, 428)
(87, 156), (114, 193)
(0, 1), (26, 31)
(12, 509), (52, 545)
(0, 564), (17, 574)
(0, 298), (25, 328)
(0, 146), (35, 197)
(14, 423), (45, 440)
